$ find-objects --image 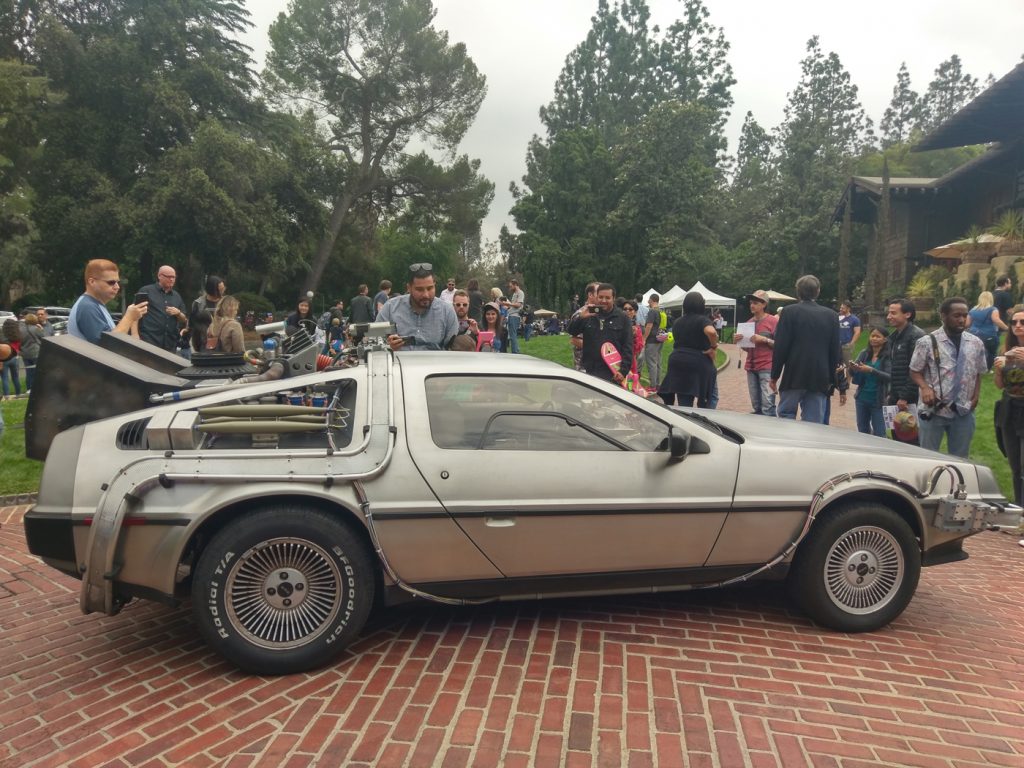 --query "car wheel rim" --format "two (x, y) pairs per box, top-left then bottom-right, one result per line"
(823, 525), (904, 615)
(225, 537), (342, 649)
